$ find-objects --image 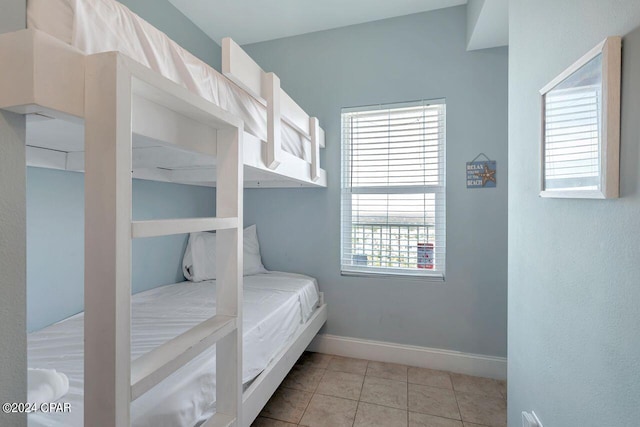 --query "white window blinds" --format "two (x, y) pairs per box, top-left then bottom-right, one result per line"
(543, 54), (602, 192)
(341, 100), (446, 278)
